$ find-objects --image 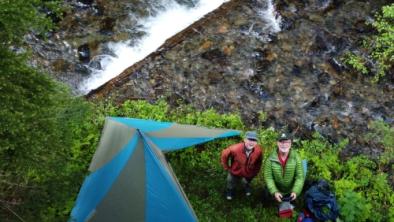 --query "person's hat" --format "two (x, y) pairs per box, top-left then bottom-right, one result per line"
(277, 132), (291, 141)
(245, 131), (258, 141)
